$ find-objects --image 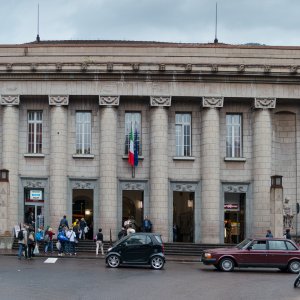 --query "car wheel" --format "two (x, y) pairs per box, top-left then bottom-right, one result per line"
(219, 258), (235, 272)
(107, 254), (120, 268)
(288, 260), (300, 274)
(150, 256), (164, 270)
